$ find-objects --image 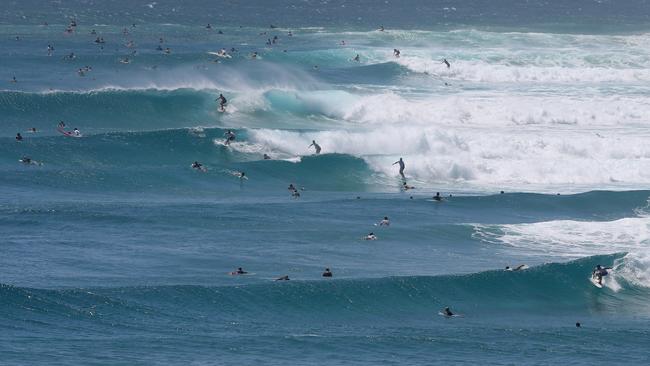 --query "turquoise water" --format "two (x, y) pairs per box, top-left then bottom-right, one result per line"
(2, 1), (650, 364)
